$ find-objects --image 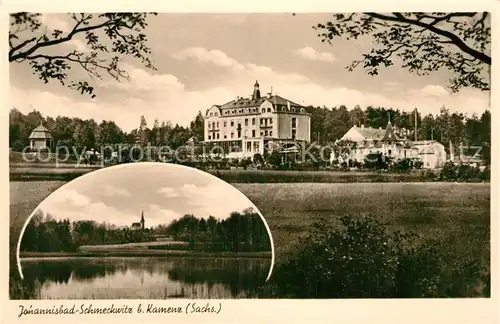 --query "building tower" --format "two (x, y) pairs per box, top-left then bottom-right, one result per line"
(252, 80), (261, 100)
(140, 210), (145, 230)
